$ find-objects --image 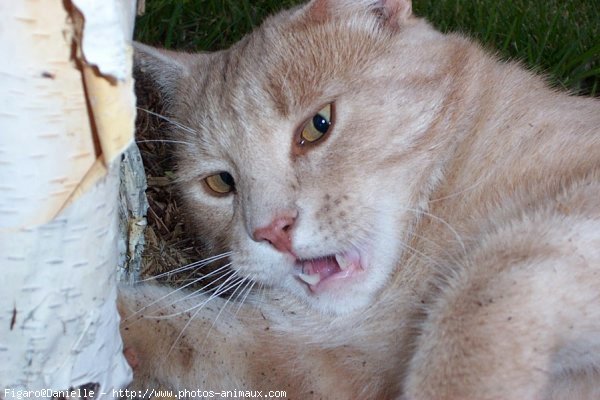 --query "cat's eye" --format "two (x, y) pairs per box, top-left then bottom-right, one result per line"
(204, 172), (235, 195)
(299, 104), (332, 145)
